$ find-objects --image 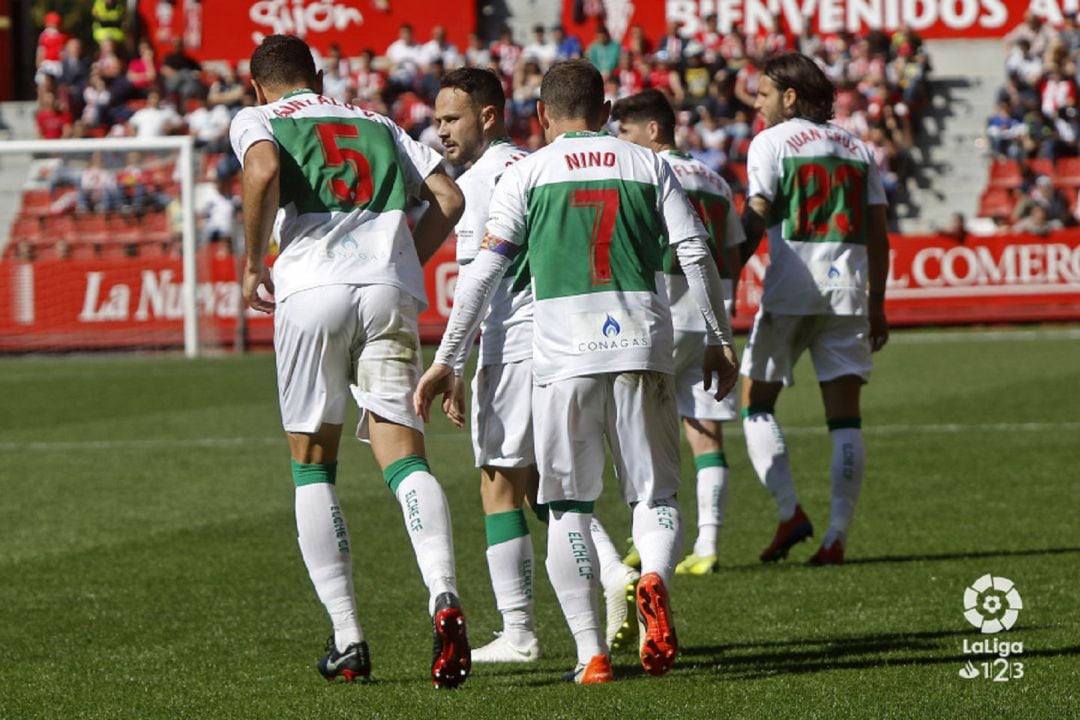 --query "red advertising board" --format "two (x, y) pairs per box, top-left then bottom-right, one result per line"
(3, 232), (1080, 352)
(562, 0), (1062, 44)
(138, 0), (476, 63)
